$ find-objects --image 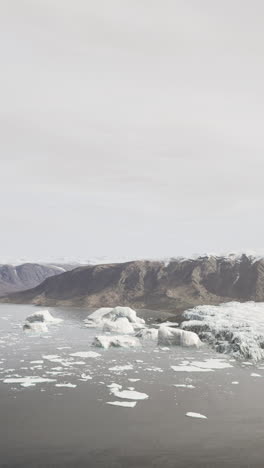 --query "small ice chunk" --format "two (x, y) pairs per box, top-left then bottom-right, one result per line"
(231, 381), (239, 385)
(93, 335), (140, 349)
(128, 378), (141, 382)
(107, 383), (122, 390)
(110, 388), (149, 400)
(80, 373), (92, 381)
(69, 351), (100, 358)
(173, 384), (195, 388)
(190, 359), (233, 369)
(186, 412), (207, 419)
(109, 364), (134, 372)
(55, 383), (77, 388)
(250, 373), (262, 377)
(43, 355), (60, 360)
(171, 365), (213, 372)
(107, 401), (137, 408)
(3, 376), (56, 386)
